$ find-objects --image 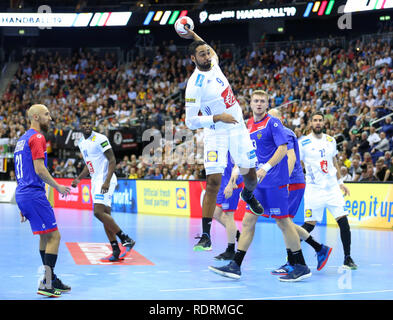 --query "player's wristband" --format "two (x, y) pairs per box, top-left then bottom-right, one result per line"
(232, 167), (240, 176)
(262, 163), (272, 172)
